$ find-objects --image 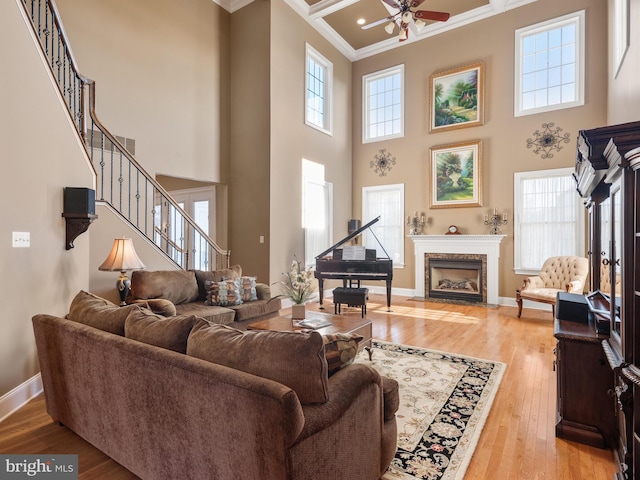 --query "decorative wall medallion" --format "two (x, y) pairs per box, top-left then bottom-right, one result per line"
(370, 148), (396, 177)
(526, 122), (571, 159)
